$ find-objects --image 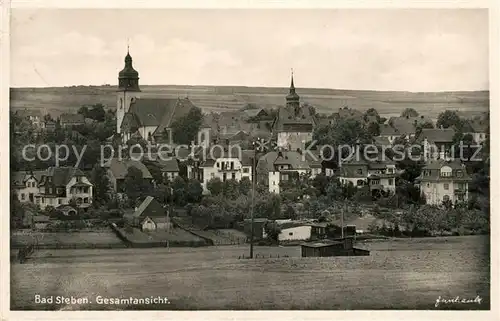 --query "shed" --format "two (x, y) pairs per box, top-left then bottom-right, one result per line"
(301, 237), (370, 257)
